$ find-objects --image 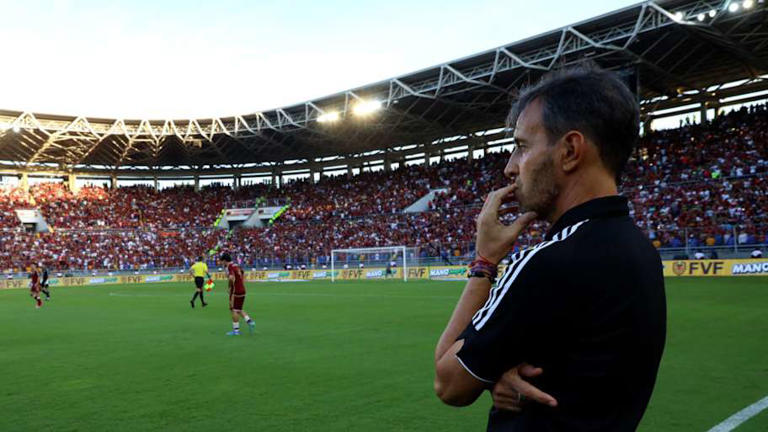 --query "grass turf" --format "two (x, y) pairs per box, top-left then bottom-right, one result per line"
(0, 277), (766, 431)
